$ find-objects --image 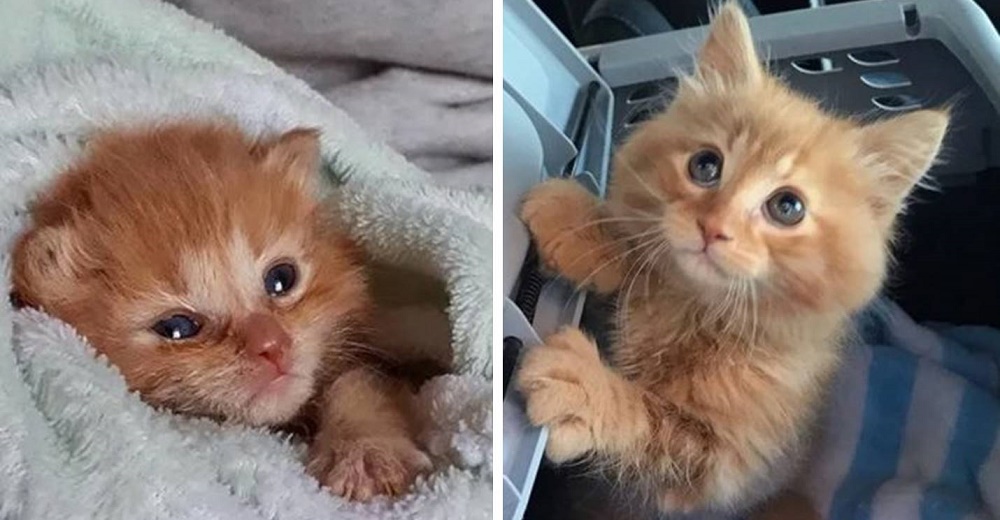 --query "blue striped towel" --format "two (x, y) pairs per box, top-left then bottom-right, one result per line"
(796, 299), (1000, 520)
